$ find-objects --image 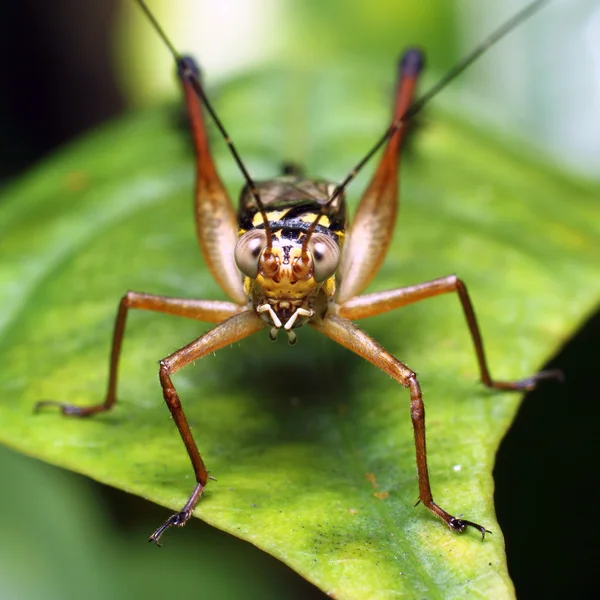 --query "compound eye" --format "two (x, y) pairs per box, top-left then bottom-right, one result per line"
(308, 233), (340, 282)
(235, 230), (267, 278)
